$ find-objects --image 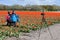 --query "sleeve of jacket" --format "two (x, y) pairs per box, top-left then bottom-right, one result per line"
(16, 15), (20, 22)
